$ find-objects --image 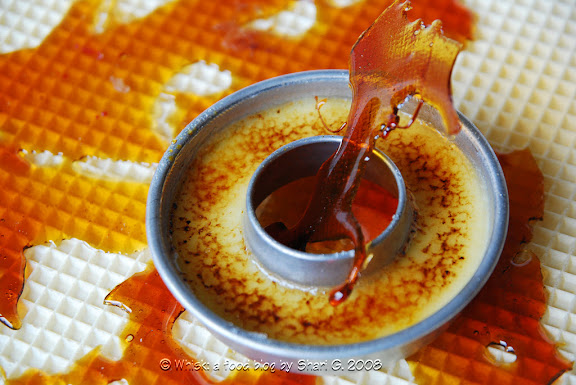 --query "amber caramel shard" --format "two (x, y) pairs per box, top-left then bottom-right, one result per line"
(350, 0), (462, 136)
(268, 0), (463, 304)
(408, 149), (572, 385)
